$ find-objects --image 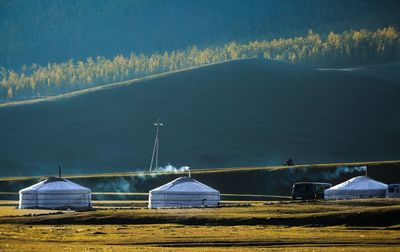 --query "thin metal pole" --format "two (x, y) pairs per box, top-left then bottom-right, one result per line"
(155, 128), (159, 172)
(149, 120), (163, 172)
(149, 132), (157, 172)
